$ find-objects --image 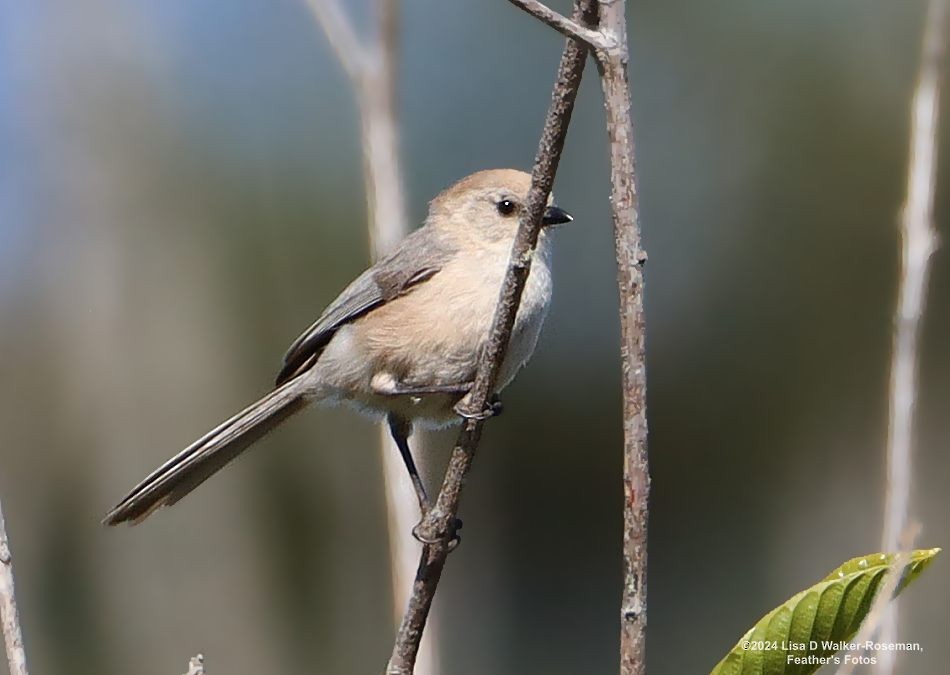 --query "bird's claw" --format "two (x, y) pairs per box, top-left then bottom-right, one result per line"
(412, 517), (463, 551)
(488, 393), (504, 417)
(454, 394), (503, 420)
